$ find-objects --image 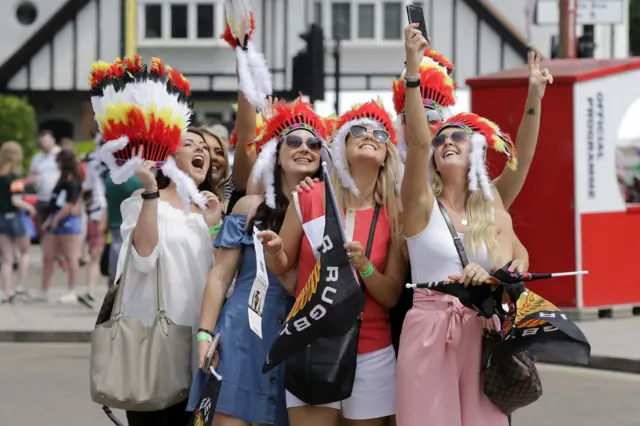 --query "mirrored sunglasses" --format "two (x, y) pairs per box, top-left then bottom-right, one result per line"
(349, 124), (390, 144)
